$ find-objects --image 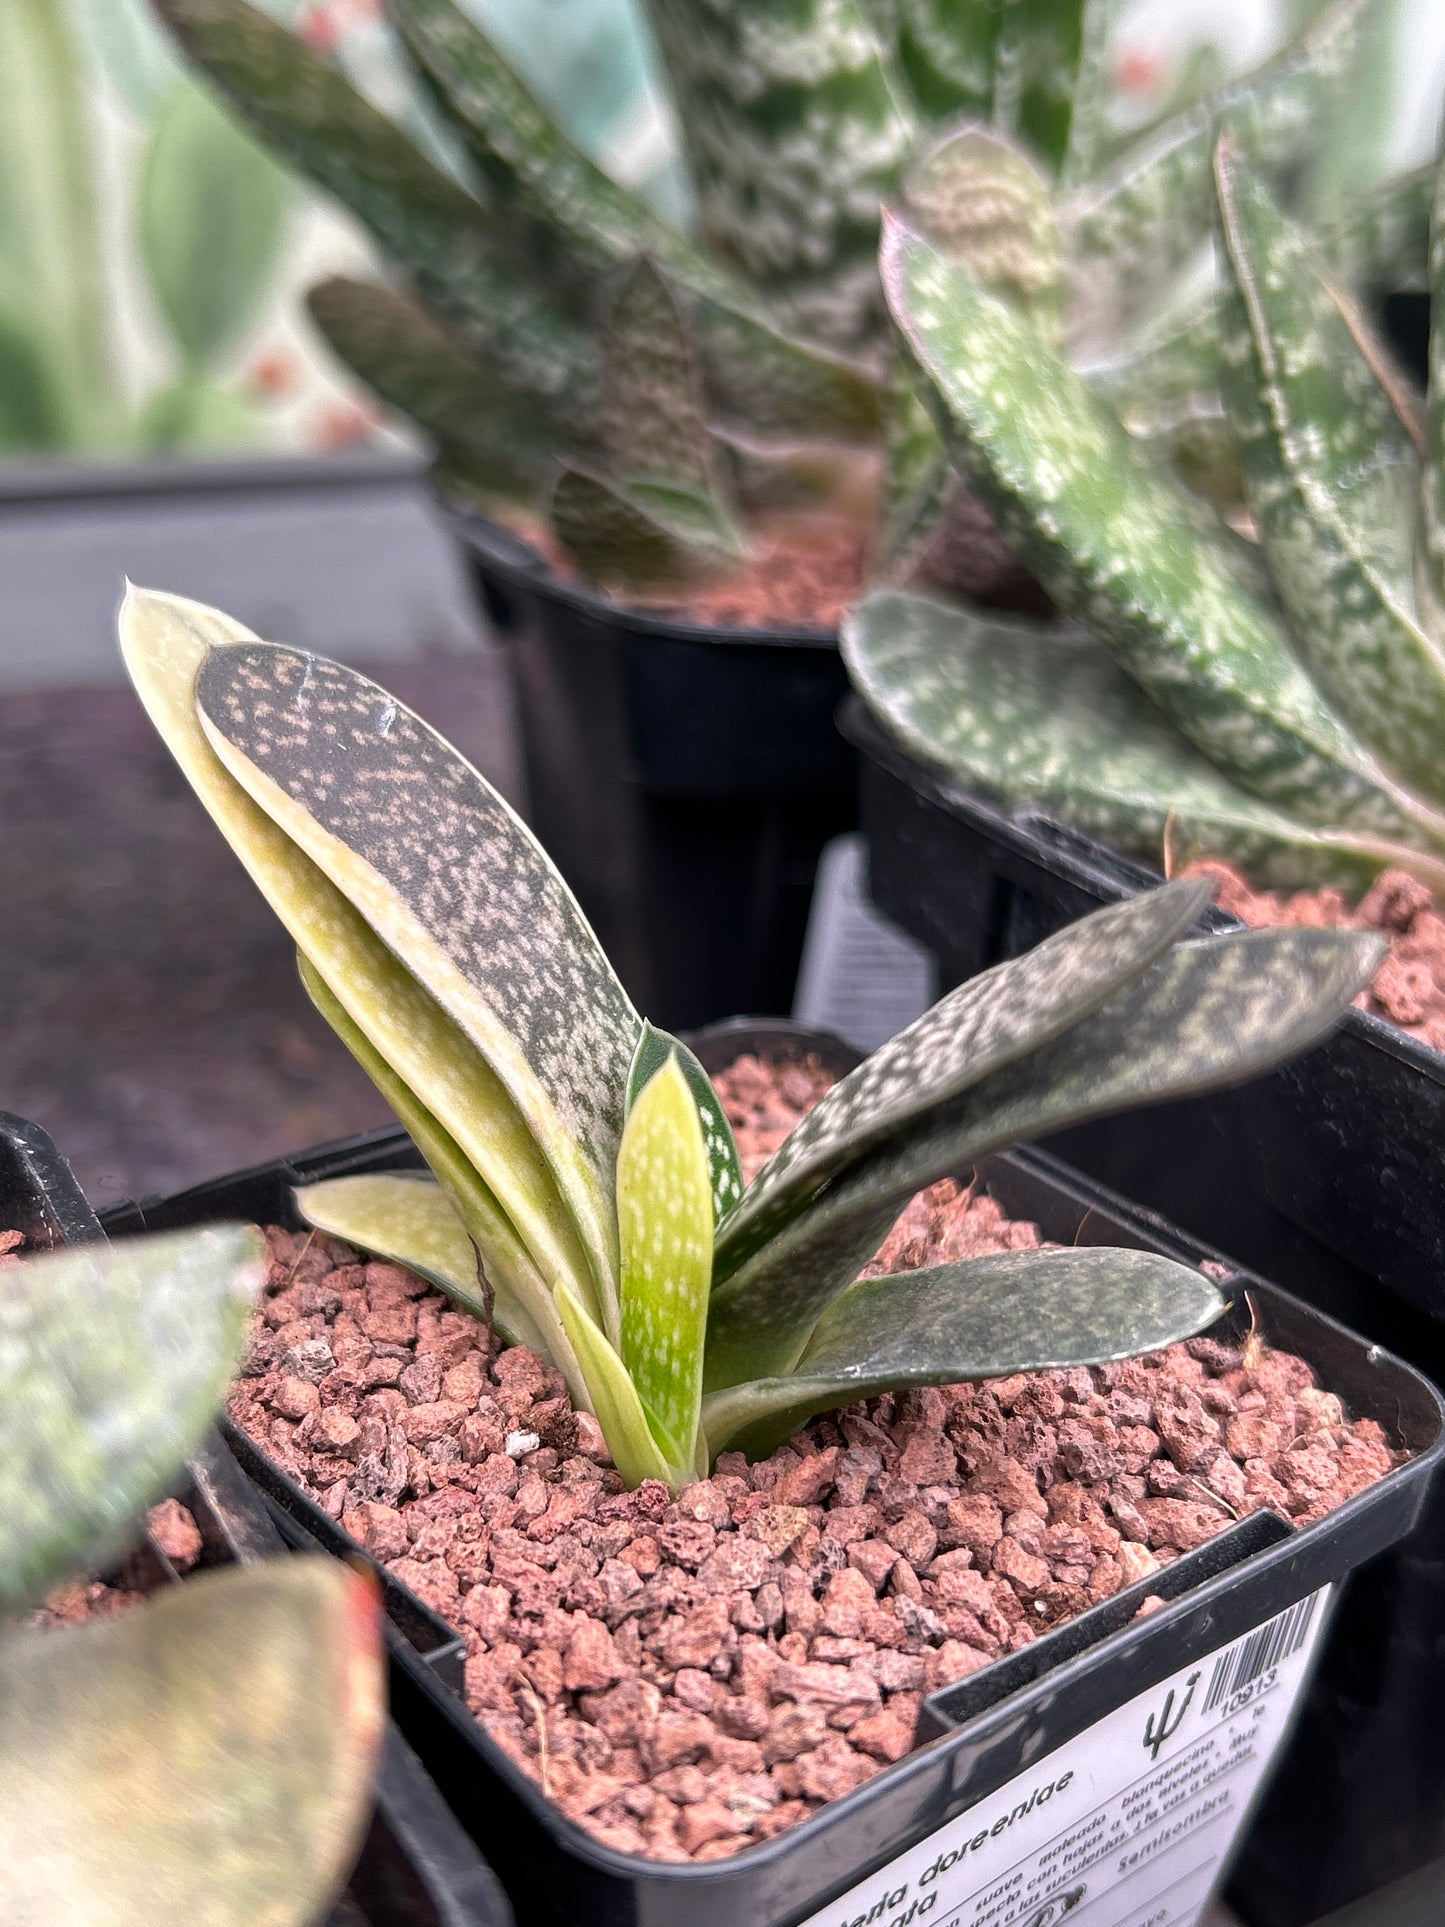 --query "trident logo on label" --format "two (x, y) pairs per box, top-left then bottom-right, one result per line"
(1142, 1671), (1200, 1760)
